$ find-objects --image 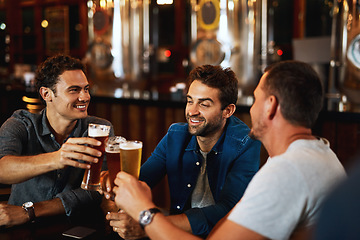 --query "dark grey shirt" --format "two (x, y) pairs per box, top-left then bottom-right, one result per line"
(0, 109), (114, 216)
